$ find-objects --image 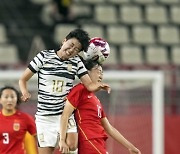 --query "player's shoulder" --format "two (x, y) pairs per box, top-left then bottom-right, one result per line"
(16, 111), (34, 119)
(69, 55), (81, 62)
(36, 49), (57, 63)
(0, 110), (2, 116)
(74, 83), (84, 88)
(72, 83), (86, 92)
(40, 49), (55, 56)
(16, 110), (27, 116)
